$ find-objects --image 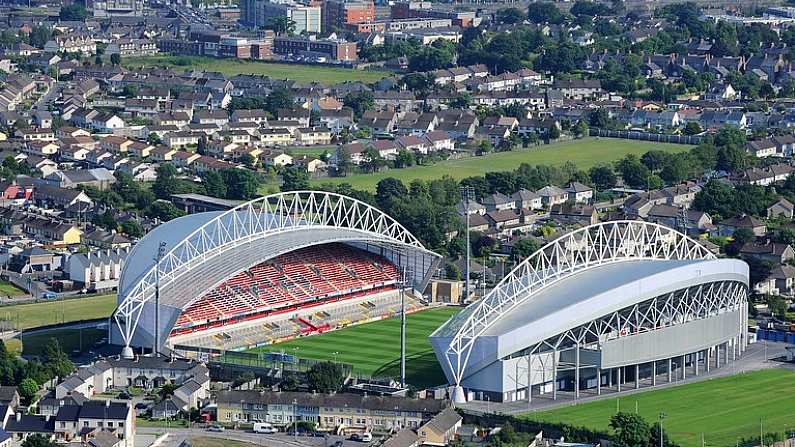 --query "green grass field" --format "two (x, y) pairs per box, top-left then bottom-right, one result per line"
(0, 280), (25, 298)
(314, 138), (692, 191)
(123, 56), (392, 84)
(249, 306), (459, 388)
(527, 369), (795, 447)
(0, 294), (117, 330)
(21, 327), (105, 357)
